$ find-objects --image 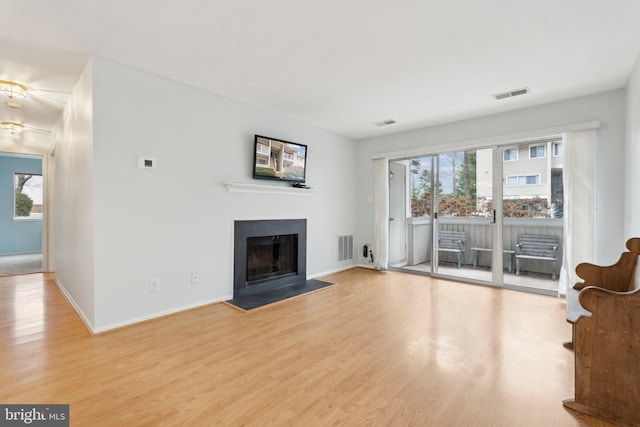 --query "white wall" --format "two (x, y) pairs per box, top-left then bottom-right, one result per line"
(355, 90), (627, 266)
(53, 54), (634, 332)
(626, 54), (640, 238)
(53, 58), (96, 329)
(84, 57), (356, 331)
